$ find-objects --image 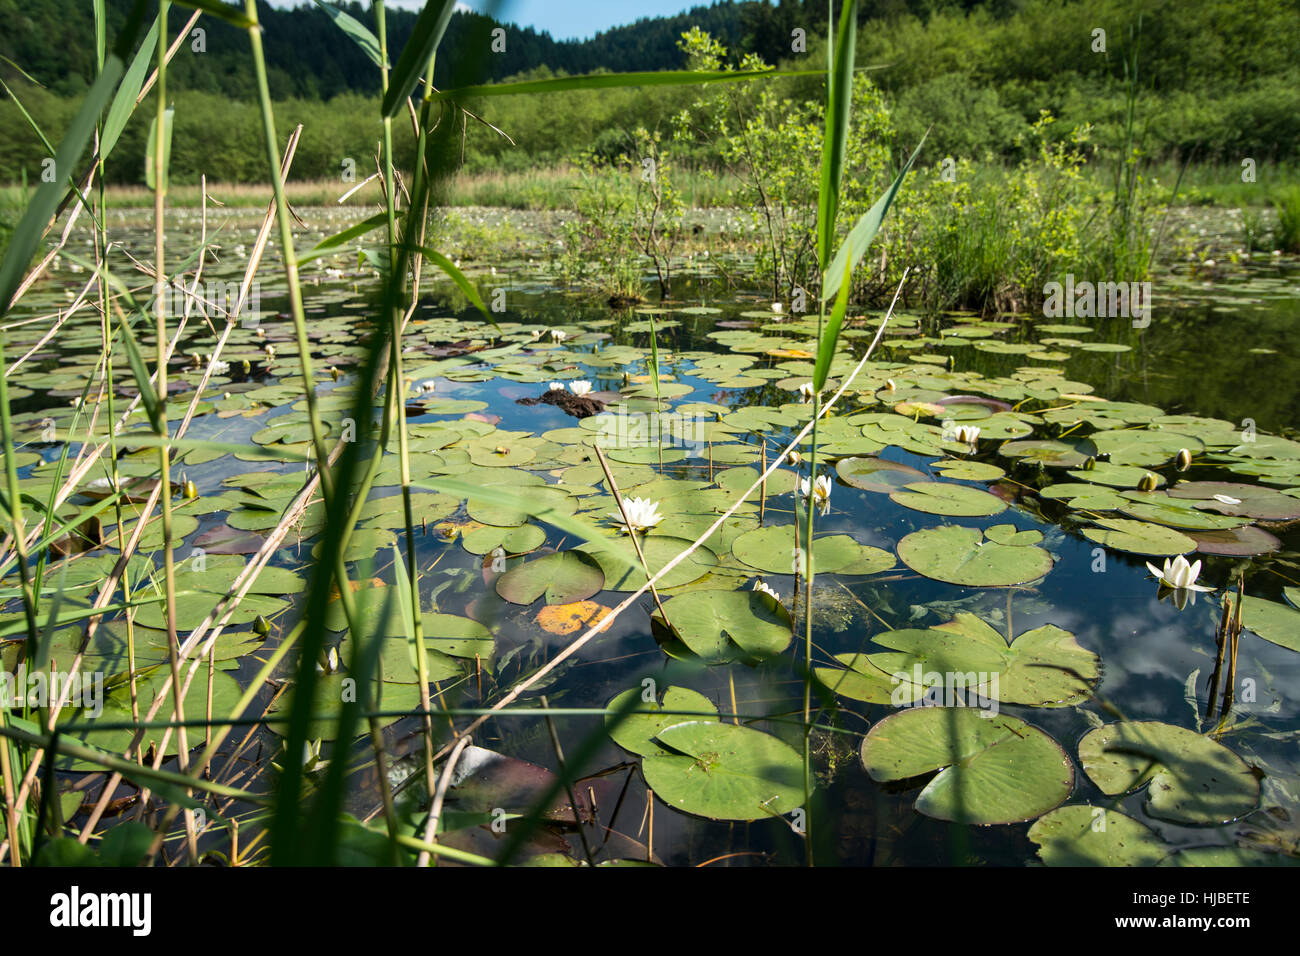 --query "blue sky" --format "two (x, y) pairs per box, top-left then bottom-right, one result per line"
(273, 2), (711, 42)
